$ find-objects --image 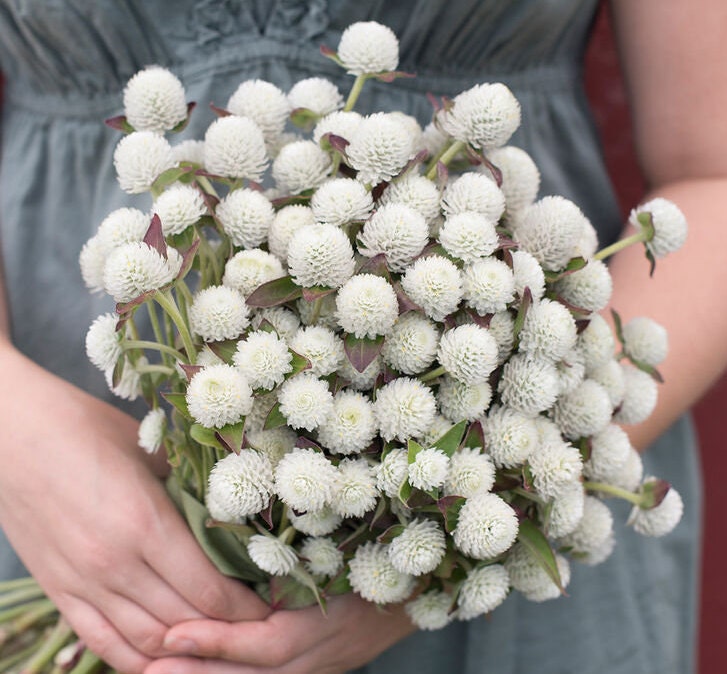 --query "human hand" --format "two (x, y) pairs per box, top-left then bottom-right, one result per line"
(0, 346), (271, 673)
